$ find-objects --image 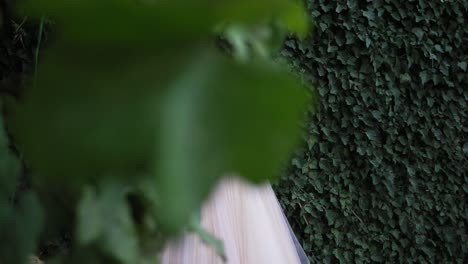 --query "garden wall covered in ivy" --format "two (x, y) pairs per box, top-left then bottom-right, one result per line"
(277, 0), (467, 263)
